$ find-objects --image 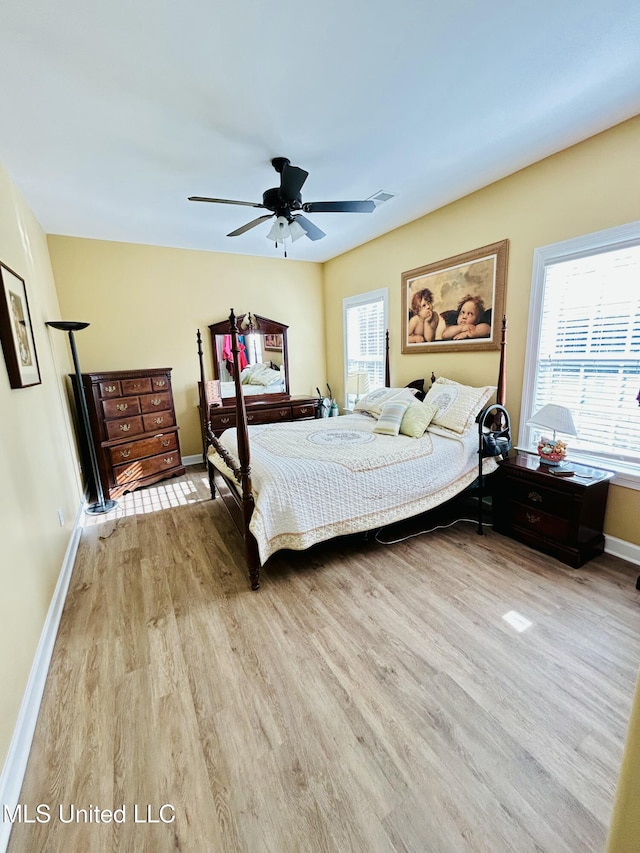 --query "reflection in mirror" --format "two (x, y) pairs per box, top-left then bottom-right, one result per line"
(209, 313), (290, 402)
